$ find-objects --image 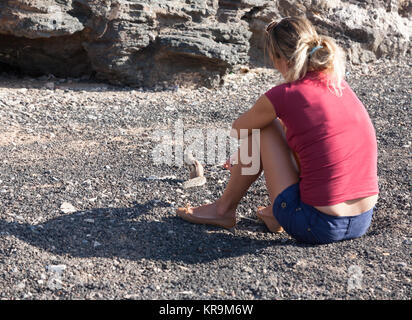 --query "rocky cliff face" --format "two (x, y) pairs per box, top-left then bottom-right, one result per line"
(0, 0), (411, 87)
